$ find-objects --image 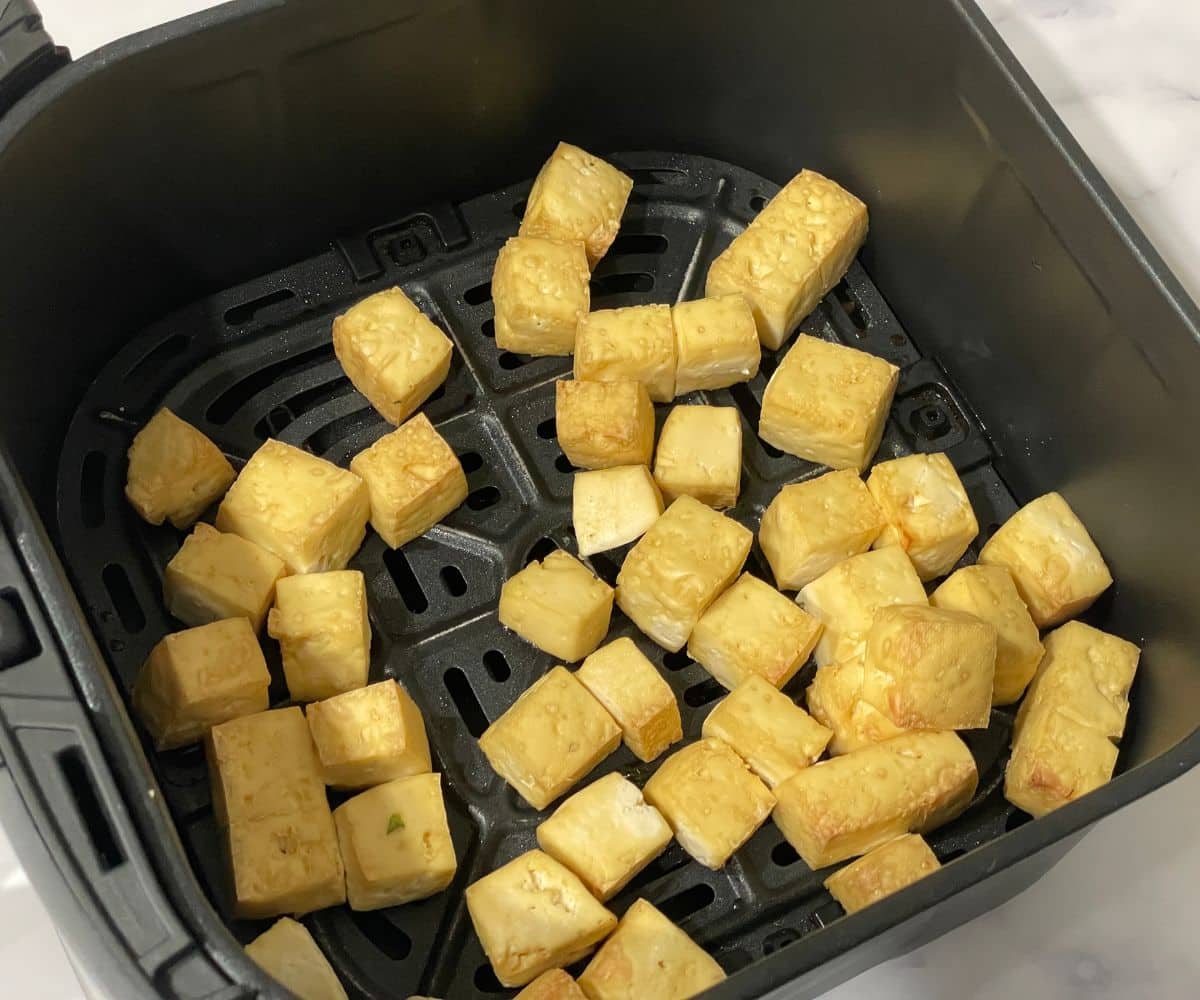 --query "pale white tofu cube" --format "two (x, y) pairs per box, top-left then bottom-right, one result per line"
(515, 970), (587, 999)
(572, 465), (664, 557)
(492, 235), (590, 356)
(245, 917), (348, 1000)
(823, 834), (942, 914)
(555, 379), (656, 470)
(671, 294), (761, 394)
(806, 659), (905, 756)
(652, 405), (742, 509)
(499, 550), (614, 662)
(574, 304), (676, 403)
